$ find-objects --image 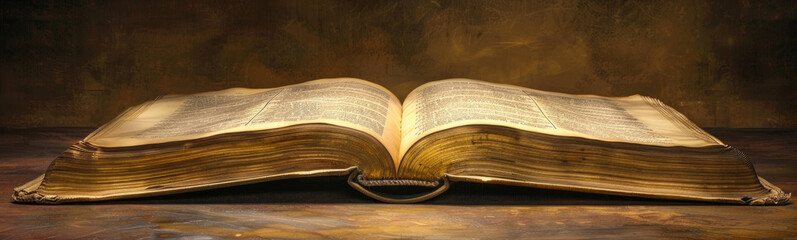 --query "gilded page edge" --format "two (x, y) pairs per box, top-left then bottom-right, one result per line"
(446, 174), (790, 205)
(12, 167), (358, 204)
